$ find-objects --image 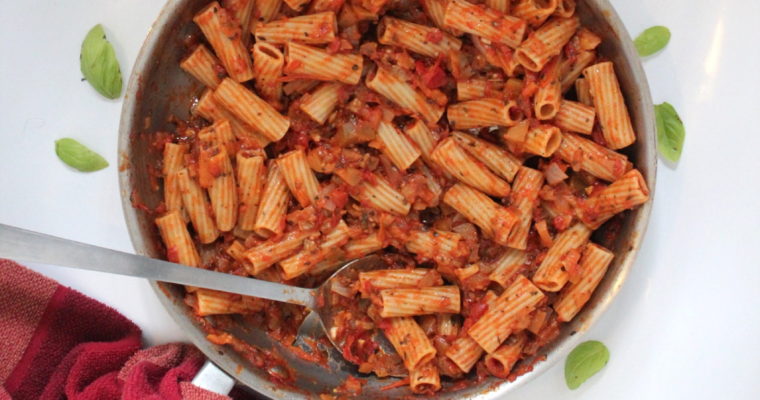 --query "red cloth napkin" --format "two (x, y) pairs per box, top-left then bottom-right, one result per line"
(0, 259), (256, 400)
